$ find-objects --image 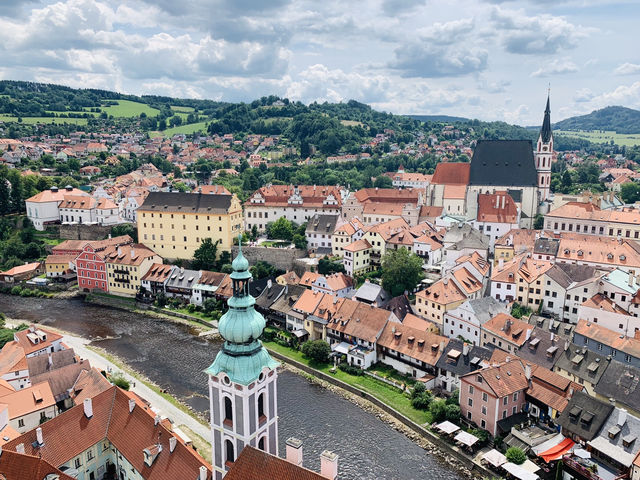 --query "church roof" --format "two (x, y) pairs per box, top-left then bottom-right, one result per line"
(469, 140), (537, 187)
